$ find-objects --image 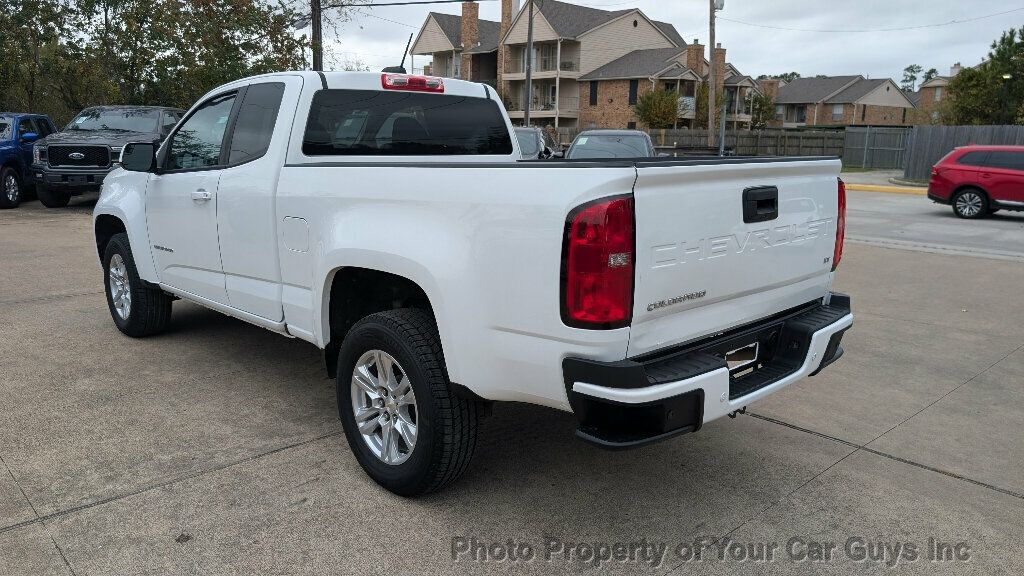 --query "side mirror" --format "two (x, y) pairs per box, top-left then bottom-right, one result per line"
(20, 132), (38, 143)
(121, 142), (157, 172)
